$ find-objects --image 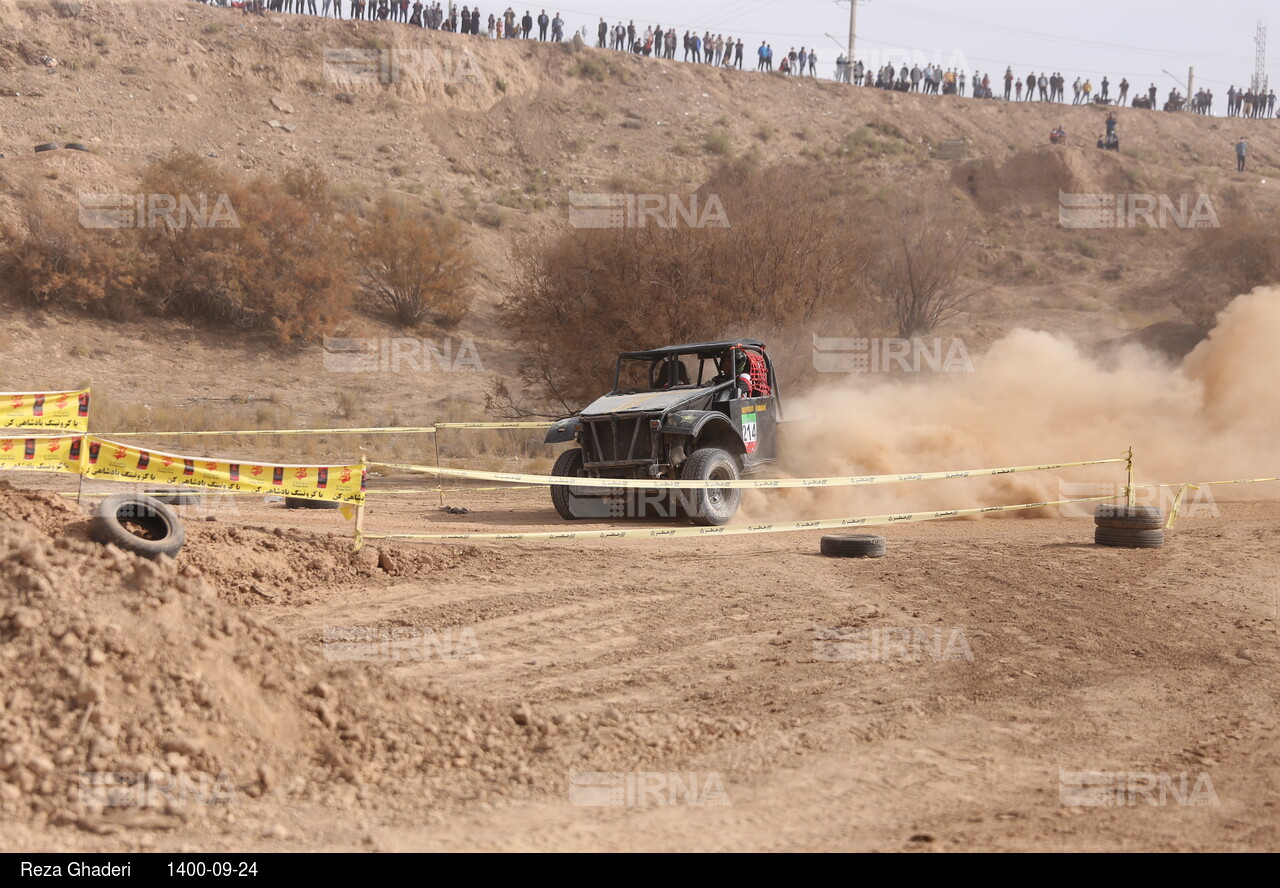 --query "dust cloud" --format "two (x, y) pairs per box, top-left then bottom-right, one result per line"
(751, 289), (1280, 521)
